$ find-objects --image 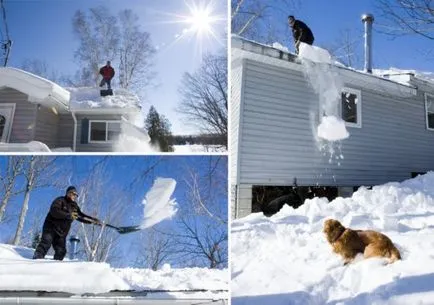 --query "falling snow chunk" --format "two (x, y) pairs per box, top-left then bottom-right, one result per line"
(141, 178), (178, 229)
(317, 116), (350, 141)
(298, 42), (332, 64)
